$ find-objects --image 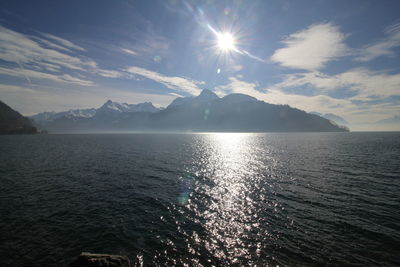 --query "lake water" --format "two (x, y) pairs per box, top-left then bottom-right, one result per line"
(0, 132), (399, 266)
